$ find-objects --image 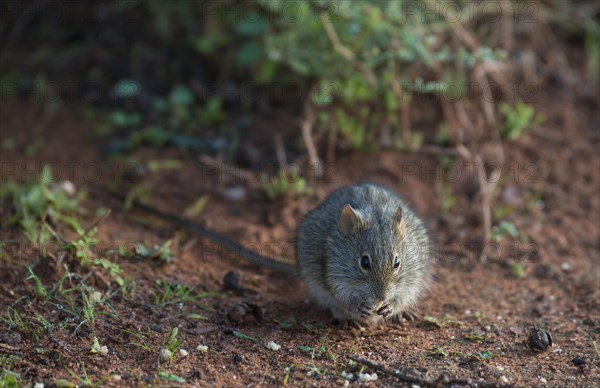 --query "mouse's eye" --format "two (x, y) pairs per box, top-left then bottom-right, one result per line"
(360, 255), (371, 270)
(393, 256), (400, 270)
